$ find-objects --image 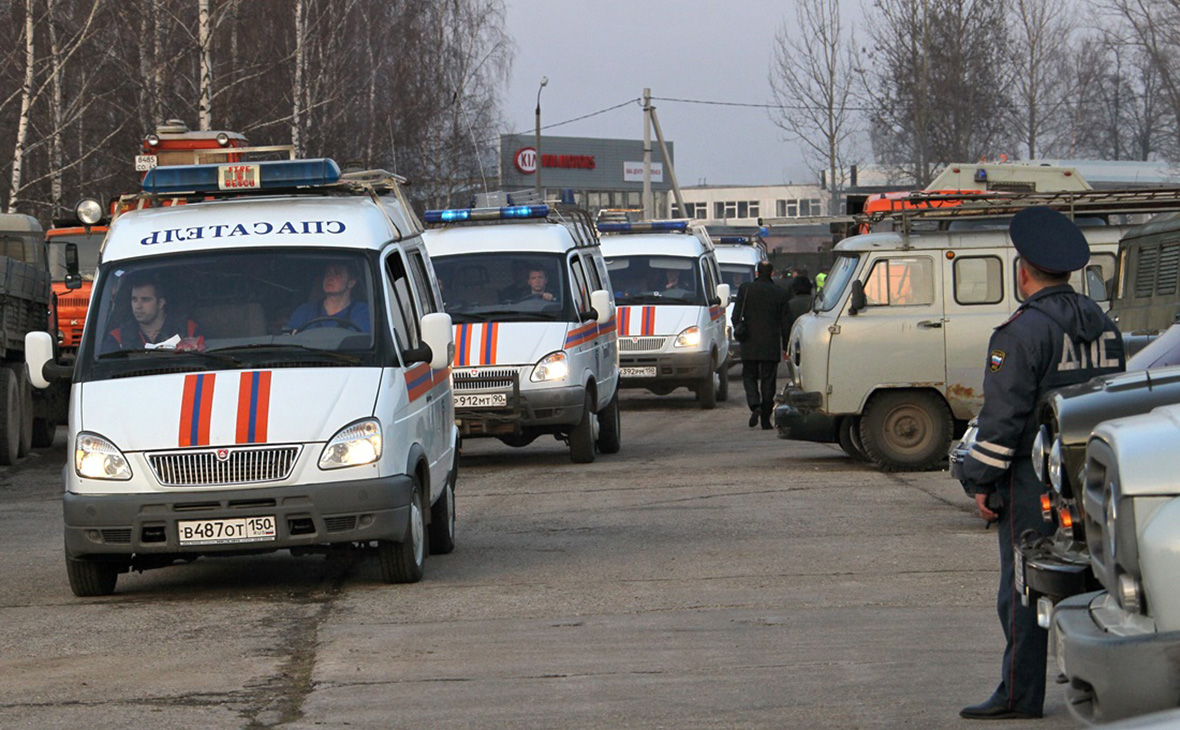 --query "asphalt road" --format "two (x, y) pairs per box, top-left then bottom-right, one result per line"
(0, 385), (1080, 729)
